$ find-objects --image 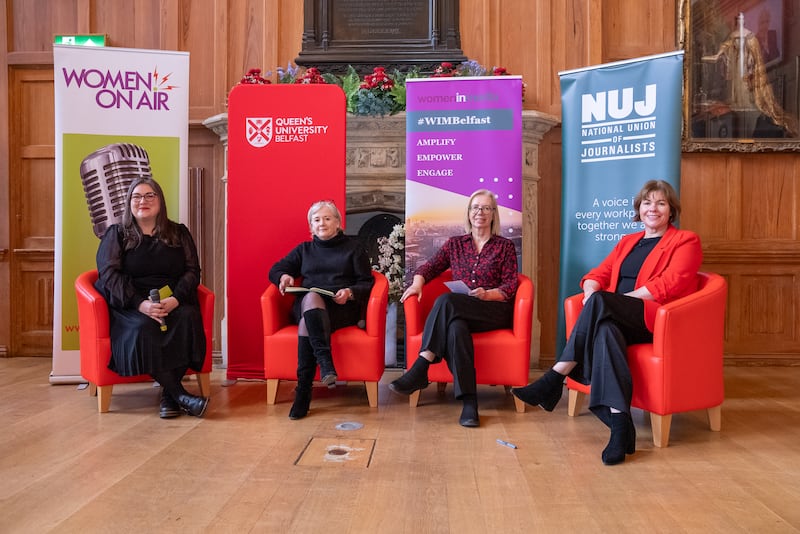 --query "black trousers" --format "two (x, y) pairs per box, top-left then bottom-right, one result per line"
(559, 291), (652, 418)
(420, 293), (513, 399)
